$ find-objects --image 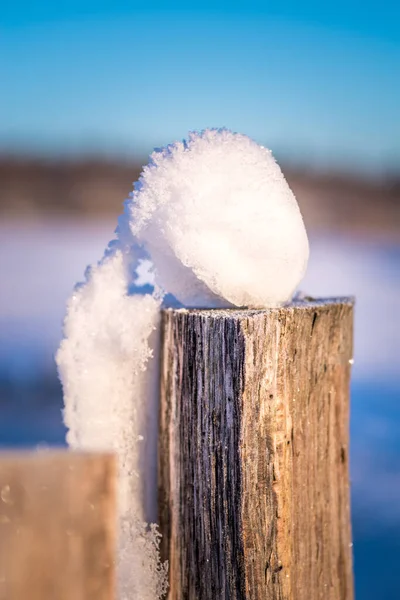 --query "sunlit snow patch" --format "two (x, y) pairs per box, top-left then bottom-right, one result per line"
(124, 128), (309, 307)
